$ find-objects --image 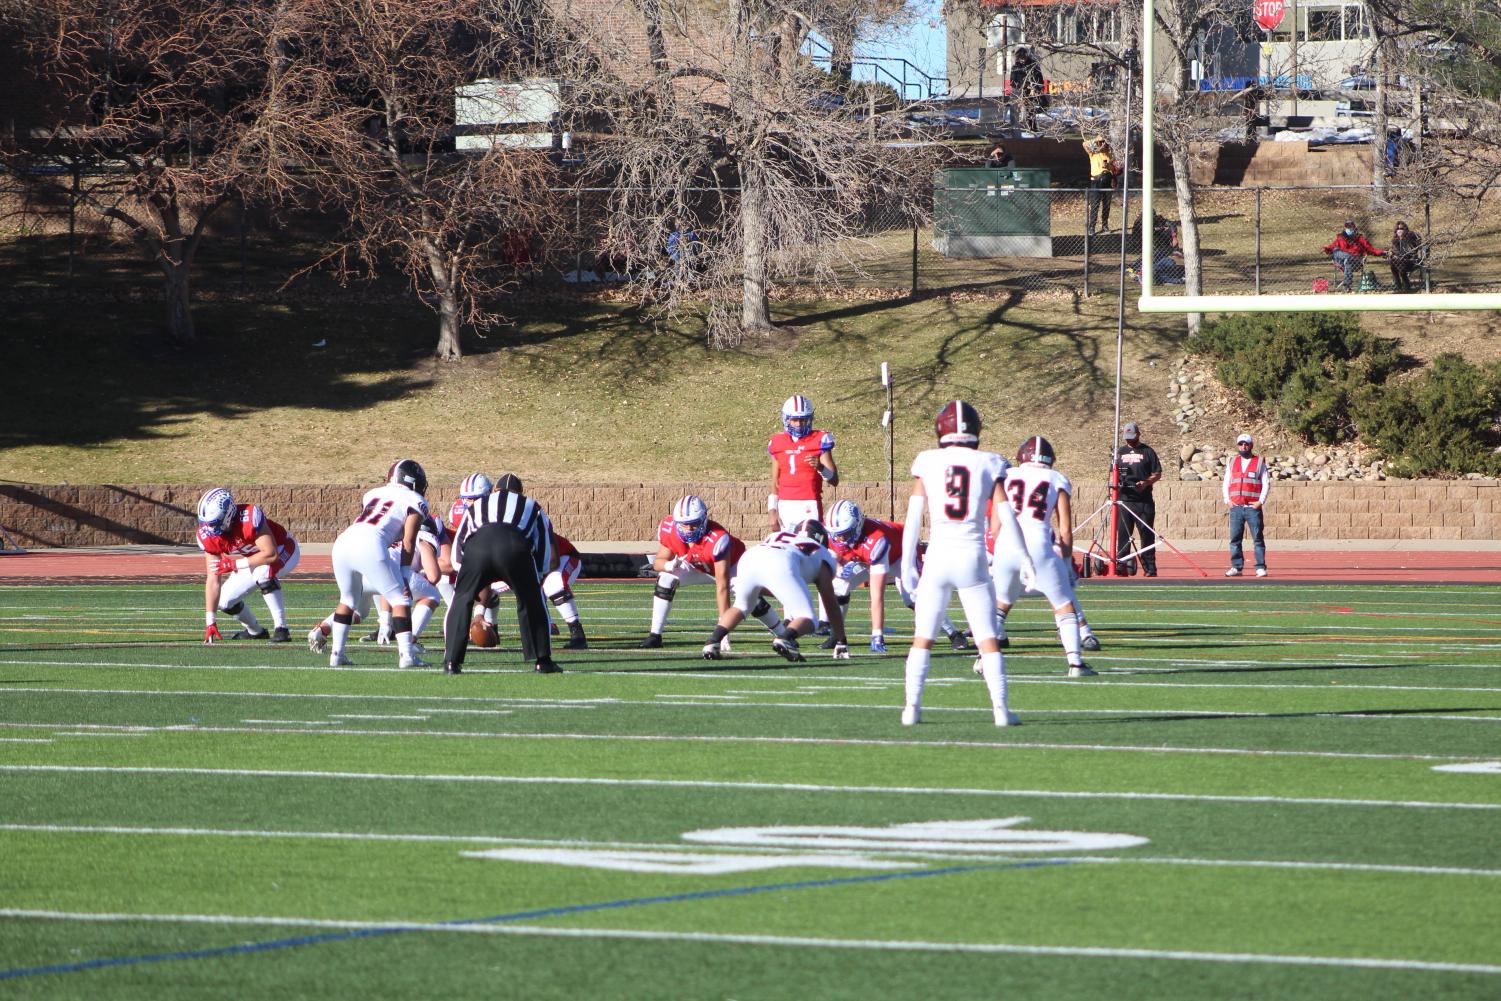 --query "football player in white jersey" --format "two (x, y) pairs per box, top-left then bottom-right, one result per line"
(323, 459), (432, 669)
(993, 436), (1094, 677)
(701, 520), (849, 663)
(900, 401), (1033, 727)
